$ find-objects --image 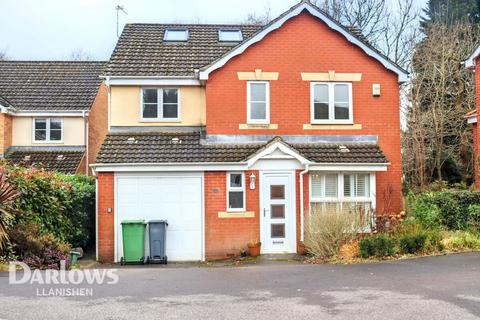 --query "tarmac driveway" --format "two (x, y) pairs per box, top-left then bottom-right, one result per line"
(1, 253), (480, 320)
